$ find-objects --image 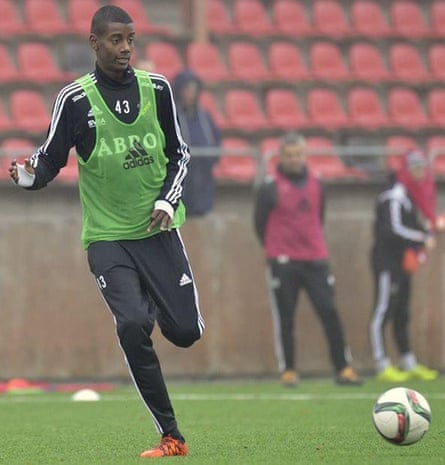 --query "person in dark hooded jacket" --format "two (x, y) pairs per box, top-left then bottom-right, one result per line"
(369, 149), (438, 382)
(173, 69), (221, 216)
